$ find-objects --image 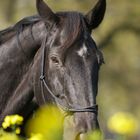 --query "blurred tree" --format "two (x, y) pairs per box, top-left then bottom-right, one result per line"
(99, 23), (140, 49)
(5, 0), (18, 22)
